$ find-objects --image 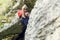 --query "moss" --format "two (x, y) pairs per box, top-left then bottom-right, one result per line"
(0, 21), (23, 40)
